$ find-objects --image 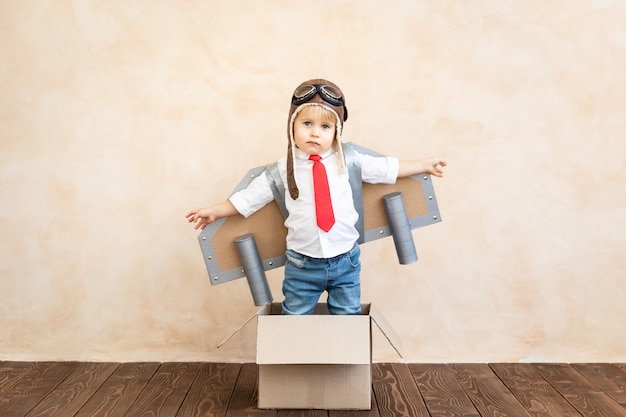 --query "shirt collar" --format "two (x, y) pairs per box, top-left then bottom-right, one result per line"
(295, 147), (334, 160)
